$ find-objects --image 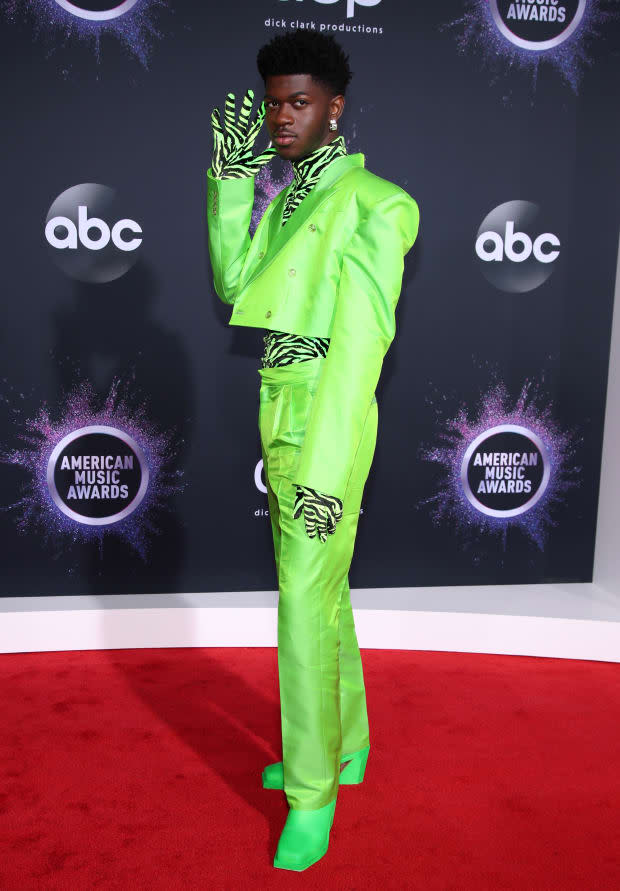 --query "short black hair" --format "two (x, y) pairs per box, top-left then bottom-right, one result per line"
(257, 30), (353, 96)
